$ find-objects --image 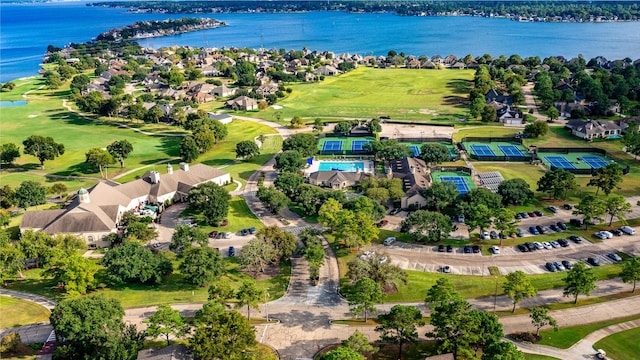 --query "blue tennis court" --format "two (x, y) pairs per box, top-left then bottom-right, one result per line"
(470, 144), (496, 157)
(544, 156), (575, 169)
(498, 145), (525, 157)
(581, 156), (609, 169)
(410, 145), (420, 157)
(440, 176), (470, 194)
(351, 140), (370, 151)
(322, 140), (343, 152)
